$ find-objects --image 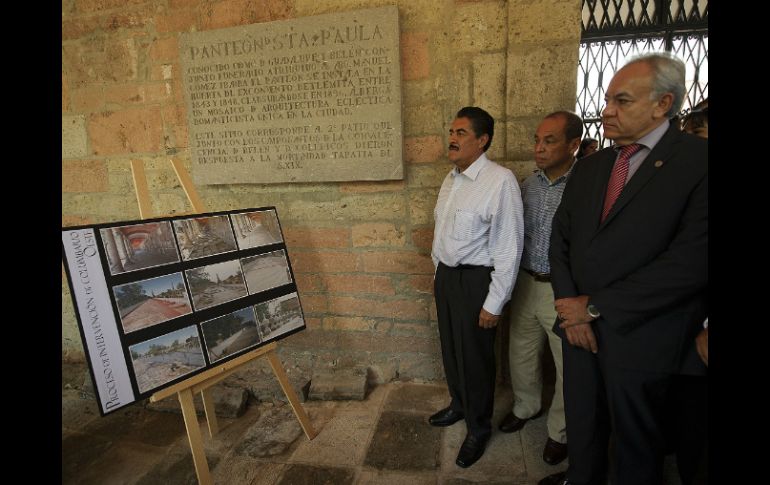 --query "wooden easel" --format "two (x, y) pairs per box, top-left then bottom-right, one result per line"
(131, 159), (317, 485)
